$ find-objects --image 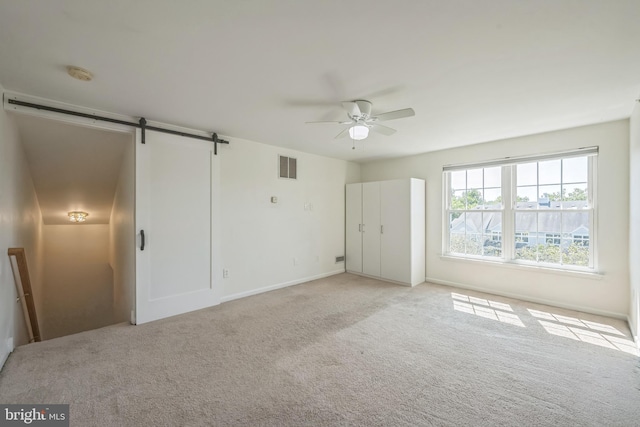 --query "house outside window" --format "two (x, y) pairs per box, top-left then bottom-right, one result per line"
(444, 148), (597, 271)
